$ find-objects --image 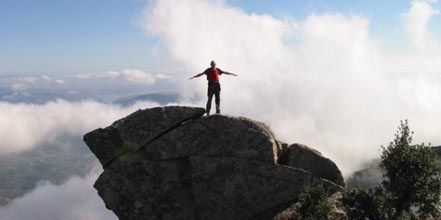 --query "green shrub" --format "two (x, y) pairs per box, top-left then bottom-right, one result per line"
(342, 187), (378, 219)
(342, 186), (399, 220)
(380, 120), (441, 218)
(341, 120), (441, 219)
(299, 181), (332, 220)
(298, 120), (441, 219)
